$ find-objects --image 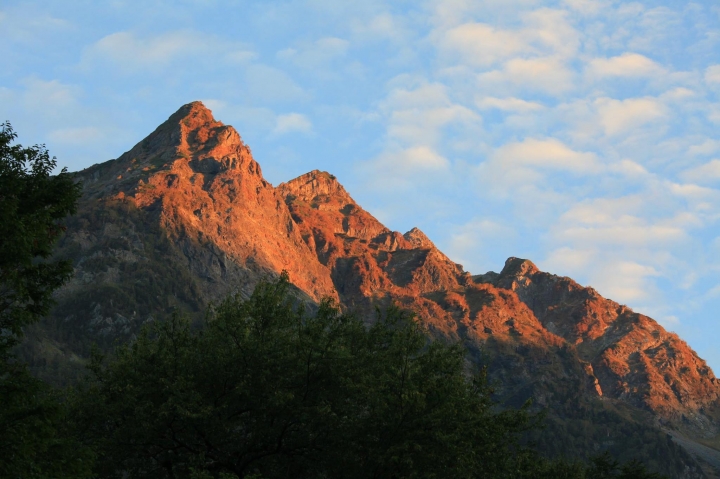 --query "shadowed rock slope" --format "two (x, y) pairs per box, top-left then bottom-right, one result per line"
(25, 102), (720, 478)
